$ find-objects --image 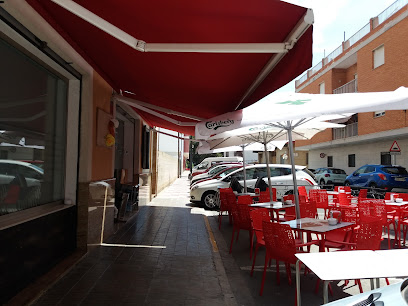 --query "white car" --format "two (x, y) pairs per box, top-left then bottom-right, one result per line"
(313, 167), (347, 187)
(190, 163), (318, 210)
(0, 159), (43, 187)
(190, 163), (243, 186)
